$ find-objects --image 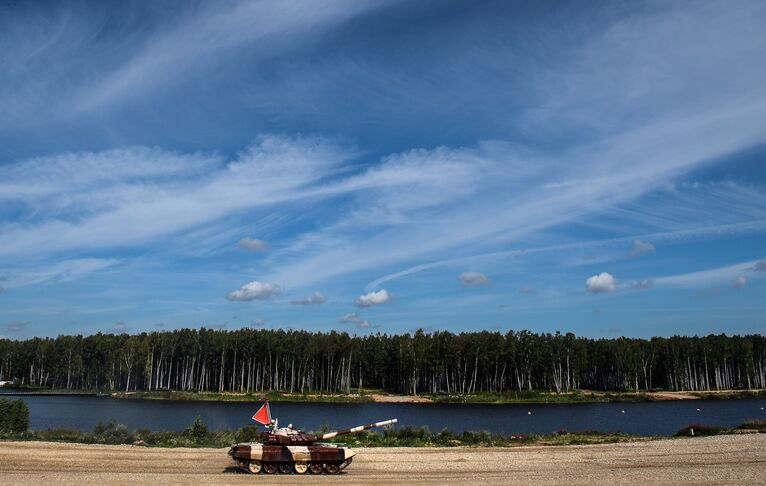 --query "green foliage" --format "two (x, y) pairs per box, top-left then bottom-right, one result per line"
(675, 424), (727, 437)
(2, 329), (765, 397)
(183, 416), (208, 442)
(93, 421), (134, 444)
(322, 426), (636, 447)
(0, 417), (641, 448)
(737, 419), (766, 432)
(234, 426), (261, 443)
(0, 398), (30, 433)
